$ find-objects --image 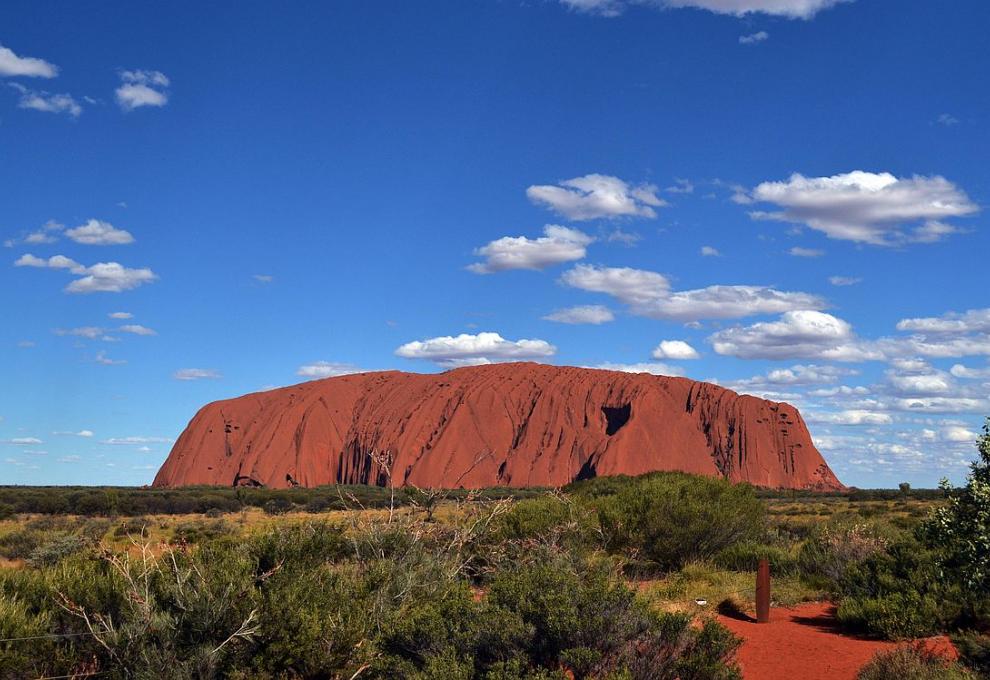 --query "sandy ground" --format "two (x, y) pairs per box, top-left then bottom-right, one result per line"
(718, 602), (957, 680)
